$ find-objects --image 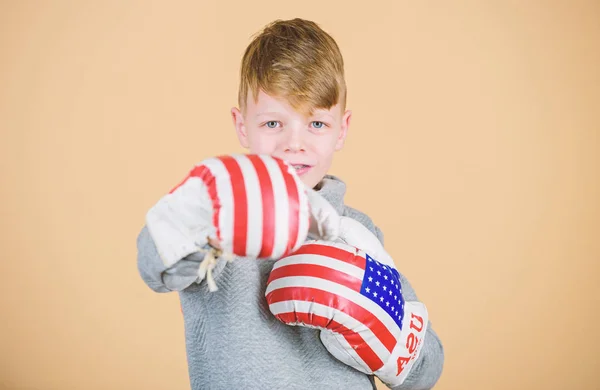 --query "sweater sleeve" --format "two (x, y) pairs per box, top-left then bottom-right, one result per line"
(136, 225), (227, 293)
